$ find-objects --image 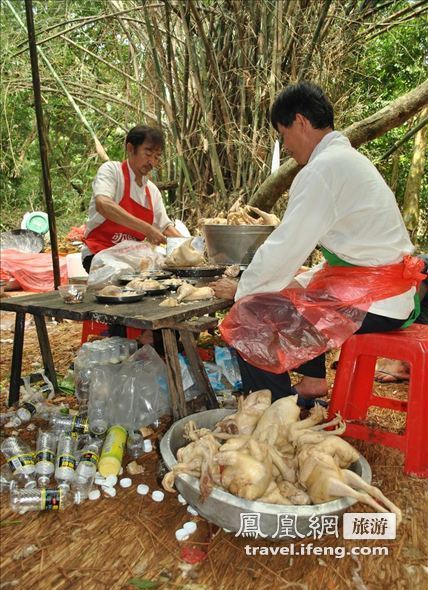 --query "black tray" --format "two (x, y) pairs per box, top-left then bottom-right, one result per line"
(142, 286), (170, 296)
(163, 265), (227, 278)
(95, 292), (145, 304)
